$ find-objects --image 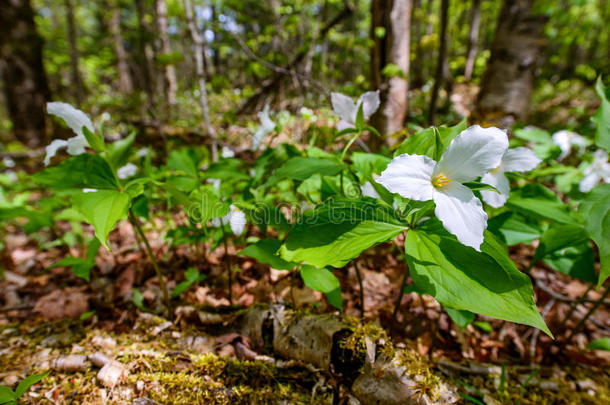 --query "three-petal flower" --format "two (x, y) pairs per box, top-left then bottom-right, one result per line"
(331, 91), (380, 131)
(377, 125), (508, 250)
(480, 147), (541, 208)
(579, 150), (610, 192)
(45, 102), (94, 166)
